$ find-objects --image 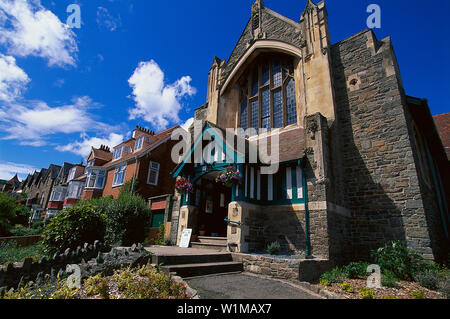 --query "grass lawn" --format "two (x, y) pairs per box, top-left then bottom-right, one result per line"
(0, 241), (45, 266)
